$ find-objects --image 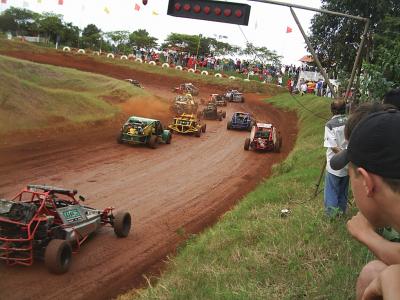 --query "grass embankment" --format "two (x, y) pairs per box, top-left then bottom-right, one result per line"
(0, 55), (147, 135)
(120, 94), (370, 300)
(0, 38), (283, 97)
